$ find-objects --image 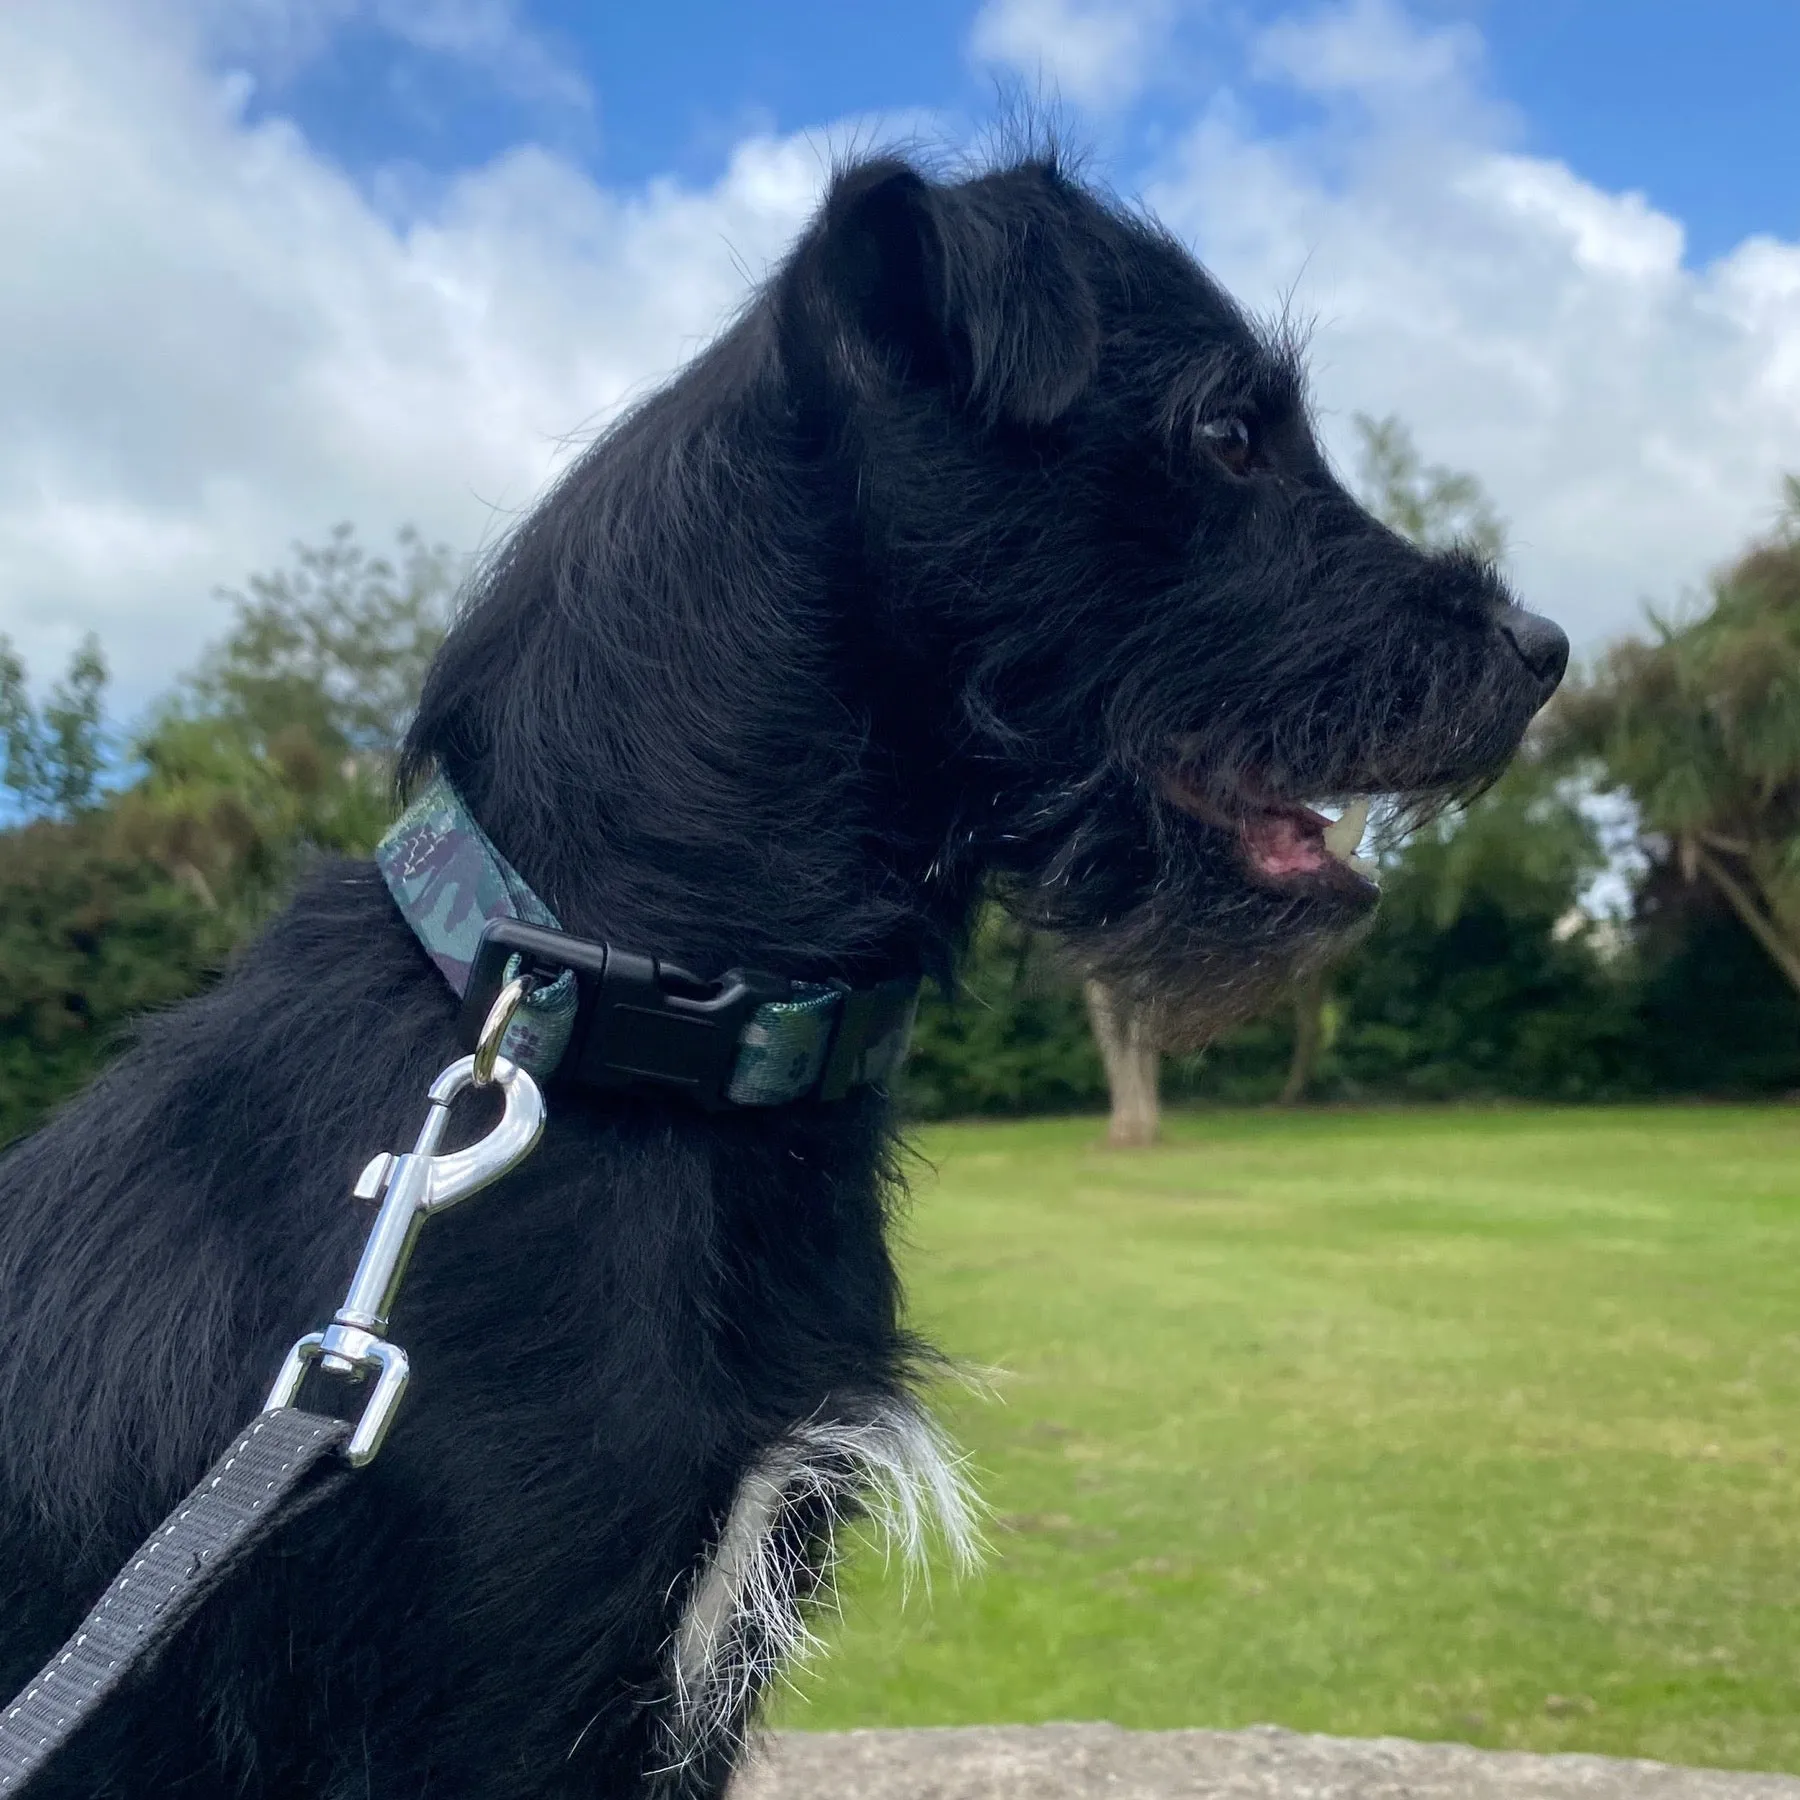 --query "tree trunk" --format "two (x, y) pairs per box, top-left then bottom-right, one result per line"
(1279, 969), (1328, 1106)
(1084, 980), (1160, 1148)
(1691, 842), (1800, 998)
